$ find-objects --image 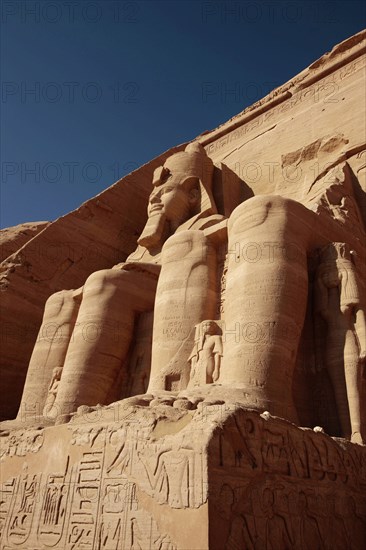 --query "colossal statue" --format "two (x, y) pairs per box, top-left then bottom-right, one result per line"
(16, 143), (366, 442)
(17, 142), (222, 421)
